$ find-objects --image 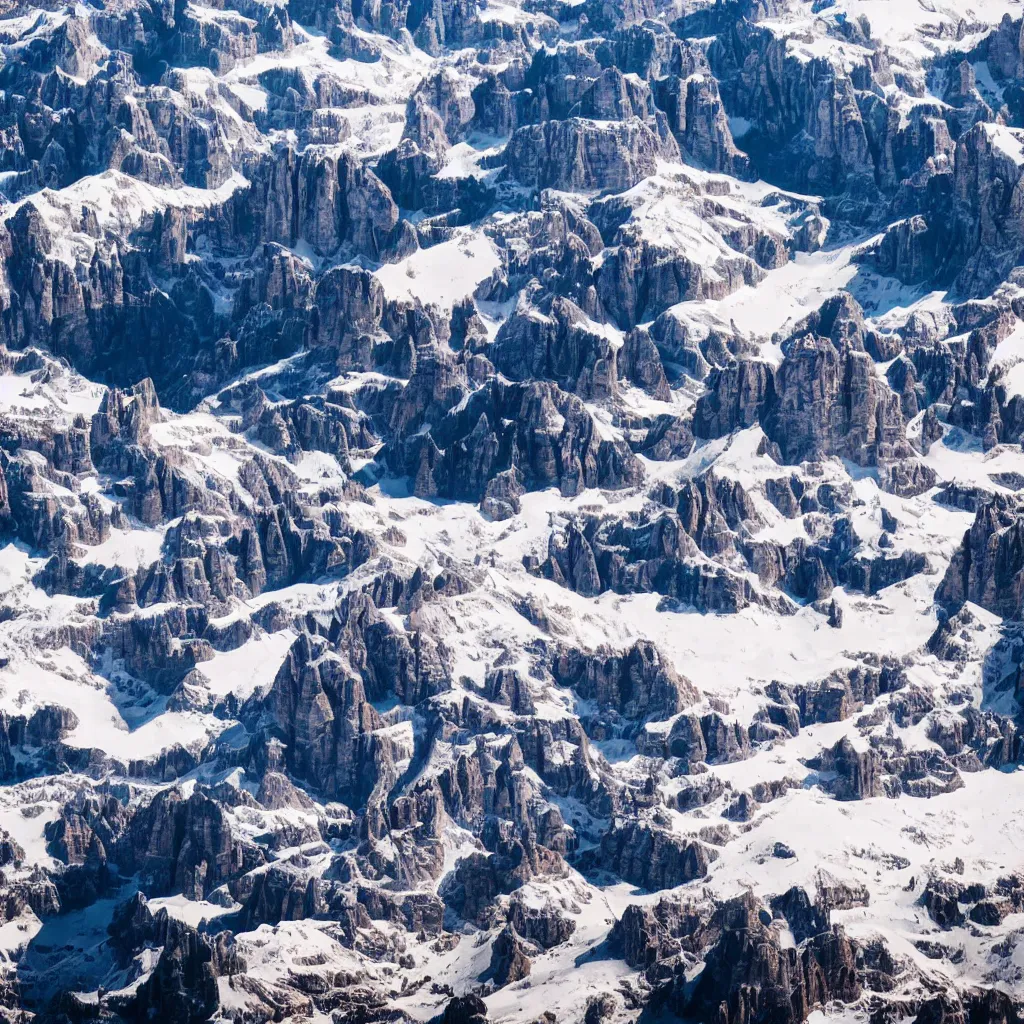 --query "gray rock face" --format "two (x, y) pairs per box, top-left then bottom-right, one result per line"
(502, 117), (662, 191)
(507, 893), (576, 948)
(411, 377), (644, 507)
(441, 827), (566, 927)
(668, 892), (861, 1024)
(551, 640), (699, 734)
(693, 358), (776, 438)
(657, 69), (750, 177)
(762, 296), (912, 467)
(119, 787), (267, 900)
(107, 896), (220, 1024)
(948, 123), (1024, 295)
(490, 295), (621, 399)
(808, 736), (886, 801)
(487, 923), (533, 986)
(936, 494), (1024, 618)
(586, 821), (715, 890)
(594, 232), (765, 329)
(610, 894), (709, 968)
(706, 20), (876, 194)
(243, 144), (408, 261)
(689, 295), (926, 480)
(873, 215), (942, 285)
(254, 630), (387, 805)
(766, 660), (907, 730)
